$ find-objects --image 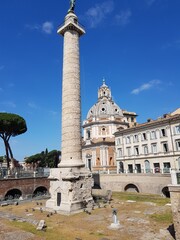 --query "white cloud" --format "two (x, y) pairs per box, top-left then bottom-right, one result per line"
(131, 79), (161, 95)
(28, 102), (38, 109)
(1, 101), (16, 108)
(42, 21), (54, 34)
(85, 0), (114, 28)
(25, 21), (54, 34)
(115, 10), (132, 26)
(25, 24), (40, 31)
